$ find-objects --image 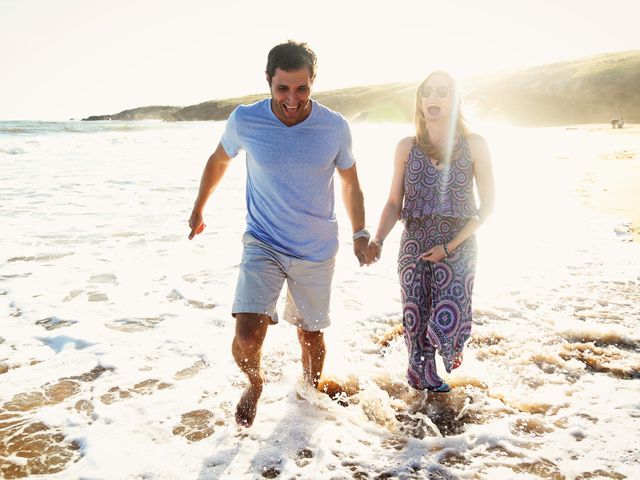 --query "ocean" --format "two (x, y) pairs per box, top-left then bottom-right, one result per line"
(1, 119), (638, 479)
